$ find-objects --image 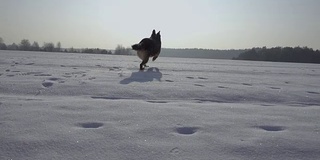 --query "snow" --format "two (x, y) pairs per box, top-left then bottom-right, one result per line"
(1, 50), (320, 160)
